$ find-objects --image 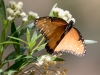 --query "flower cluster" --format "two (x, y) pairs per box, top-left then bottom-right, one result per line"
(36, 55), (55, 66)
(52, 7), (75, 23)
(7, 1), (39, 22)
(23, 55), (67, 75)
